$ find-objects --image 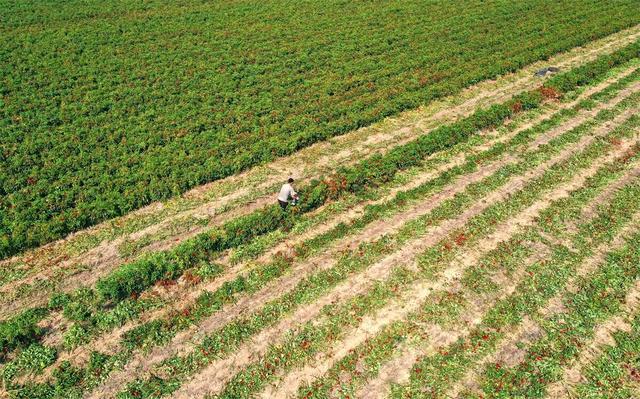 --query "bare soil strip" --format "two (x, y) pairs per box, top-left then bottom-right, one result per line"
(173, 117), (640, 399)
(447, 215), (640, 399)
(78, 95), (639, 399)
(6, 77), (639, 338)
(33, 71), (639, 378)
(357, 257), (546, 399)
(256, 136), (640, 399)
(359, 342), (422, 399)
(579, 167), (640, 221)
(3, 25), (639, 308)
(262, 266), (533, 399)
(31, 93), (584, 386)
